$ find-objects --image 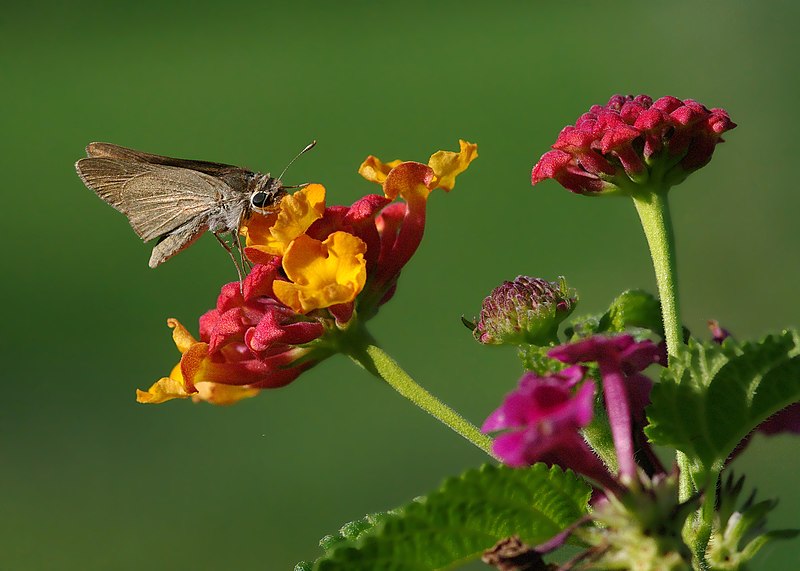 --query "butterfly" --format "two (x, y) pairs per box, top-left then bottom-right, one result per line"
(76, 141), (314, 278)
